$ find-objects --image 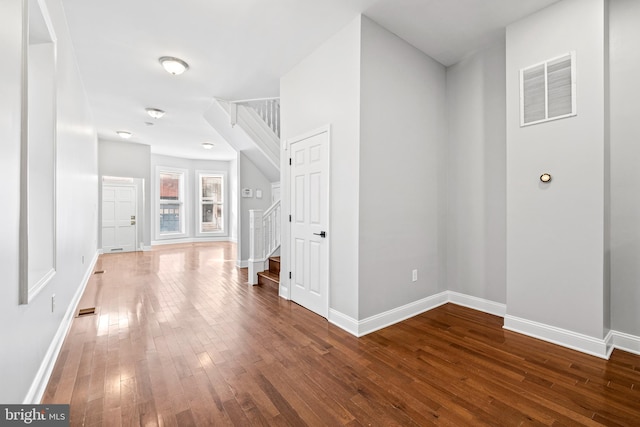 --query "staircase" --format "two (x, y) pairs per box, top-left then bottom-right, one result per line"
(203, 96), (282, 289)
(258, 256), (280, 290)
